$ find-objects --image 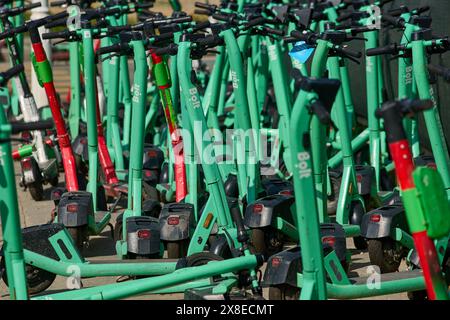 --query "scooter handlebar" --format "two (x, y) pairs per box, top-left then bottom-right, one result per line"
(150, 43), (178, 56)
(96, 43), (125, 56)
(42, 30), (73, 40)
(10, 120), (54, 134)
(382, 14), (405, 28)
(0, 64), (24, 86)
(334, 46), (362, 59)
(366, 43), (398, 56)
